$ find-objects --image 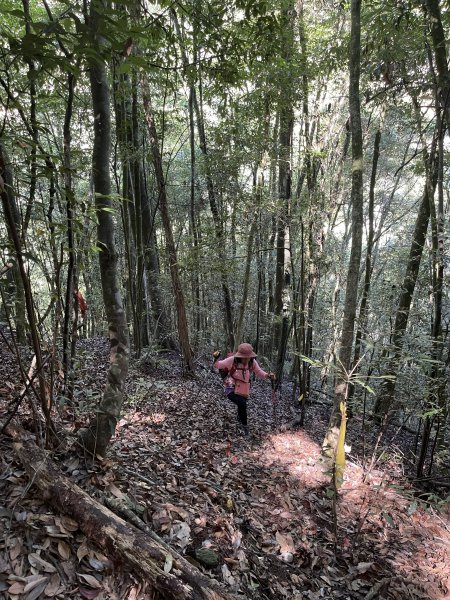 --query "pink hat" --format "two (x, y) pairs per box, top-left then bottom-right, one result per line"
(235, 343), (256, 358)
